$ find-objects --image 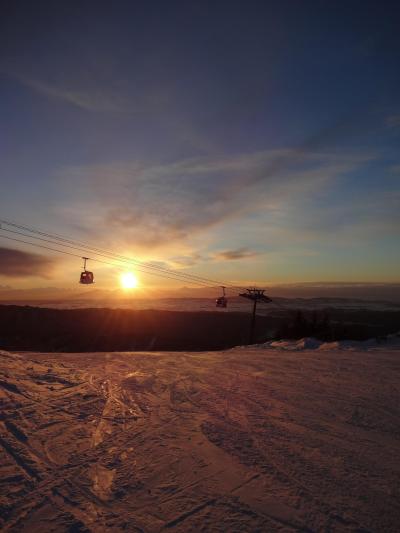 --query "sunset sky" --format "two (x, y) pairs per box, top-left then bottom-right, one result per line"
(1, 1), (399, 295)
